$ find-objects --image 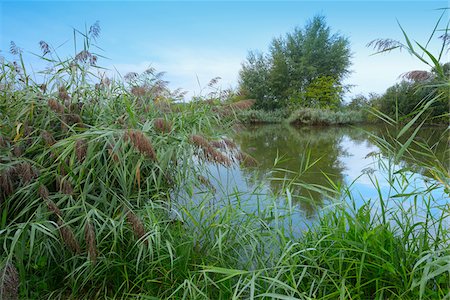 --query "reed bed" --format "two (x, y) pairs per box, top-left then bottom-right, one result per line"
(0, 21), (448, 299)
